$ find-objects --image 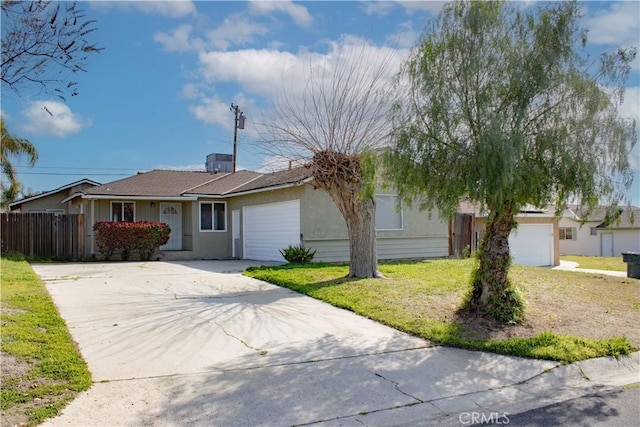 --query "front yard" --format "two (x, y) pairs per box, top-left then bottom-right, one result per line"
(245, 259), (639, 363)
